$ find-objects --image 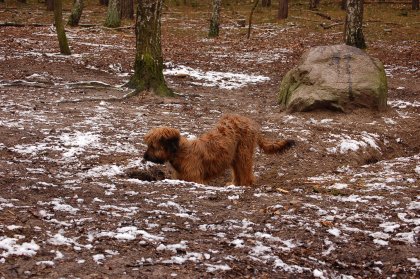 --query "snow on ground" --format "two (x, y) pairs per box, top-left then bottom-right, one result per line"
(163, 62), (270, 89)
(1, 91), (418, 276)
